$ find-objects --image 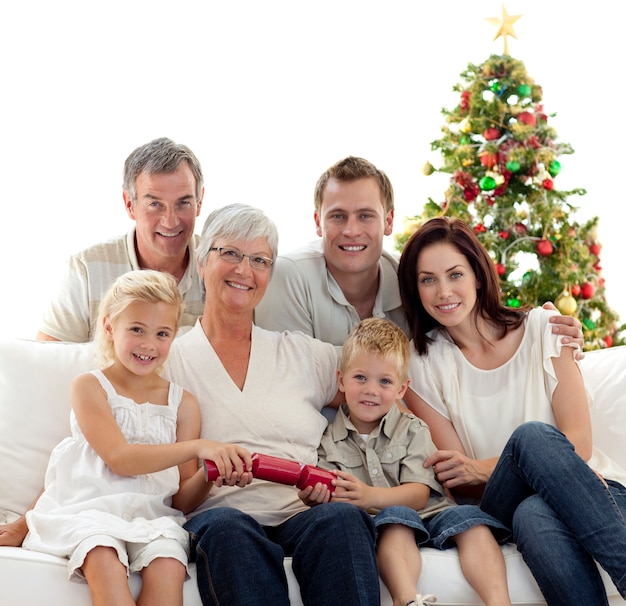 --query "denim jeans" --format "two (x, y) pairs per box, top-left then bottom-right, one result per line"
(481, 421), (626, 606)
(184, 503), (379, 606)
